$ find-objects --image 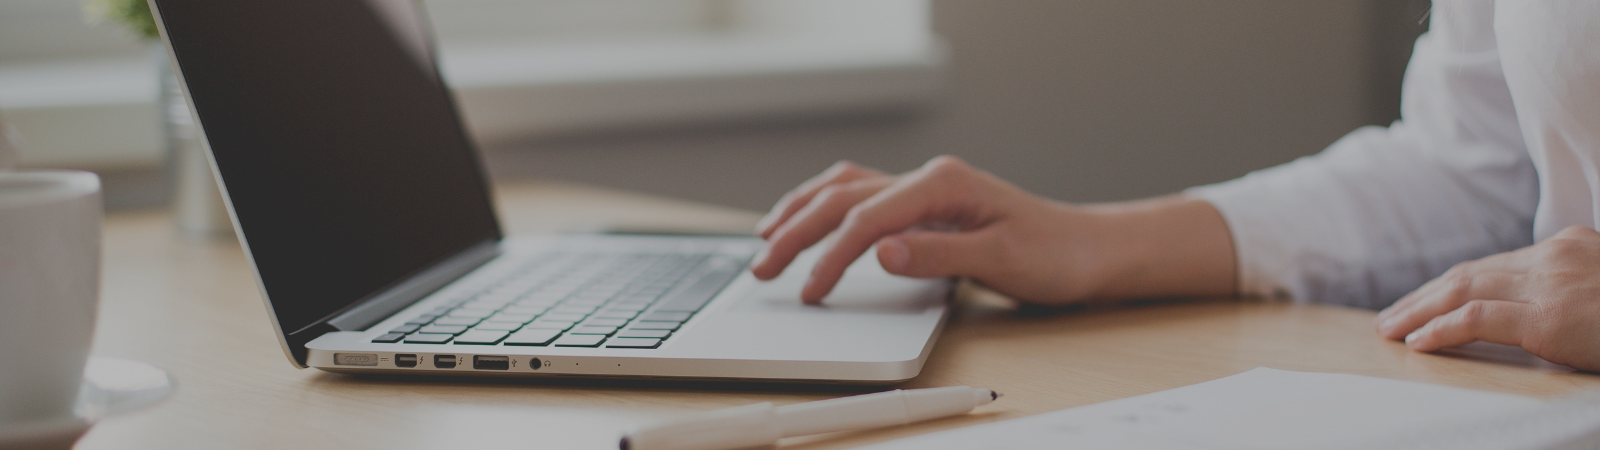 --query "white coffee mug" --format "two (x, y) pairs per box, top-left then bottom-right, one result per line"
(0, 170), (101, 424)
